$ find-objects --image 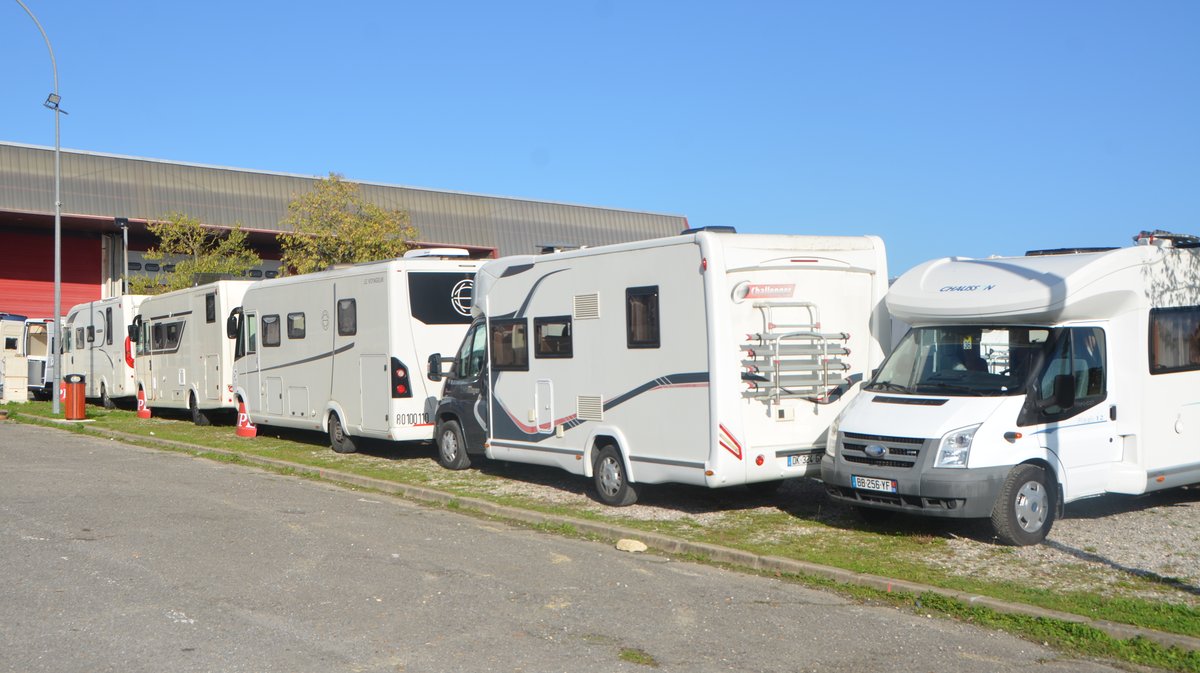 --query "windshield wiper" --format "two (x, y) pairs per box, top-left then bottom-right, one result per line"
(866, 381), (909, 393)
